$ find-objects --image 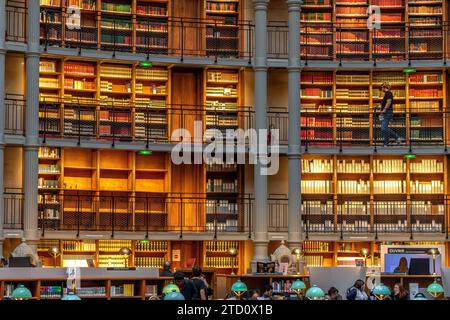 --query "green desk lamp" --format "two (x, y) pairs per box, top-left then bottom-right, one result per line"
(291, 279), (306, 298)
(372, 283), (391, 300)
(305, 285), (325, 300)
(164, 291), (185, 300)
(427, 280), (444, 299)
(11, 284), (32, 300)
(162, 282), (180, 296)
(231, 279), (247, 300)
(62, 291), (82, 300)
